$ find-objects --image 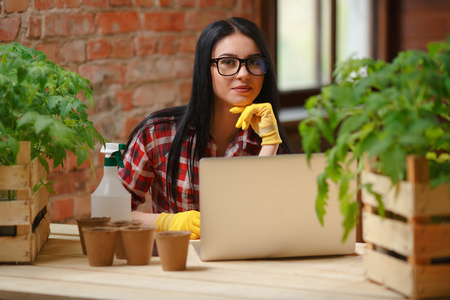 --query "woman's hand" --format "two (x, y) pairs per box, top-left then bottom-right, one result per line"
(230, 103), (282, 146)
(154, 210), (201, 240)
